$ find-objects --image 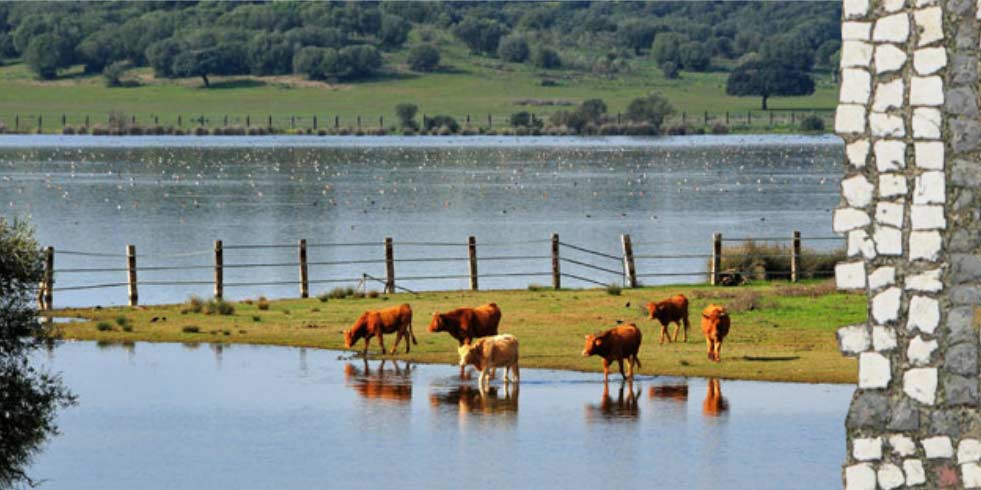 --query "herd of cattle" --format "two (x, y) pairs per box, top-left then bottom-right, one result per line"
(343, 294), (731, 386)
